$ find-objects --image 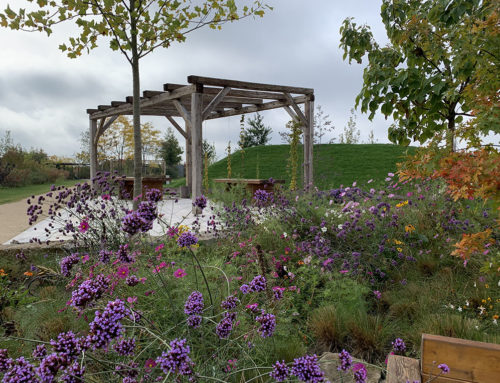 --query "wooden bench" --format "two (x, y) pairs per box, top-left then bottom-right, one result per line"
(387, 334), (500, 383)
(119, 177), (166, 200)
(213, 178), (285, 196)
